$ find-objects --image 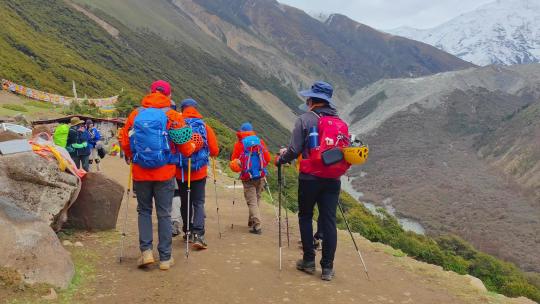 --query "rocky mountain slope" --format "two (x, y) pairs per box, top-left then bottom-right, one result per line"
(345, 64), (540, 272)
(389, 0), (540, 66)
(74, 0), (473, 108)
